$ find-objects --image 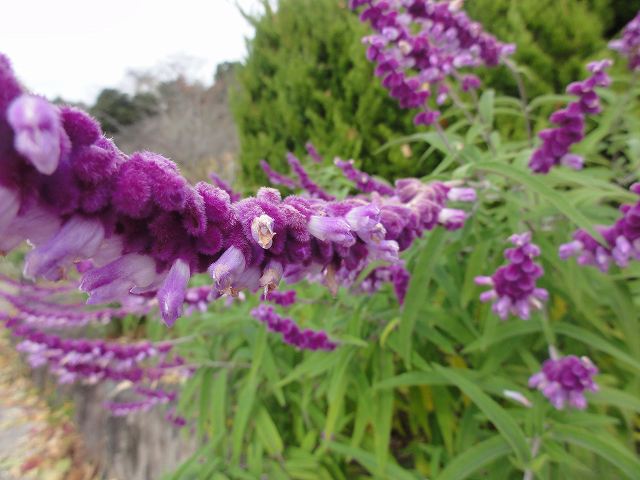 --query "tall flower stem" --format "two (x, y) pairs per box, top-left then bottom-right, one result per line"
(505, 59), (533, 146)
